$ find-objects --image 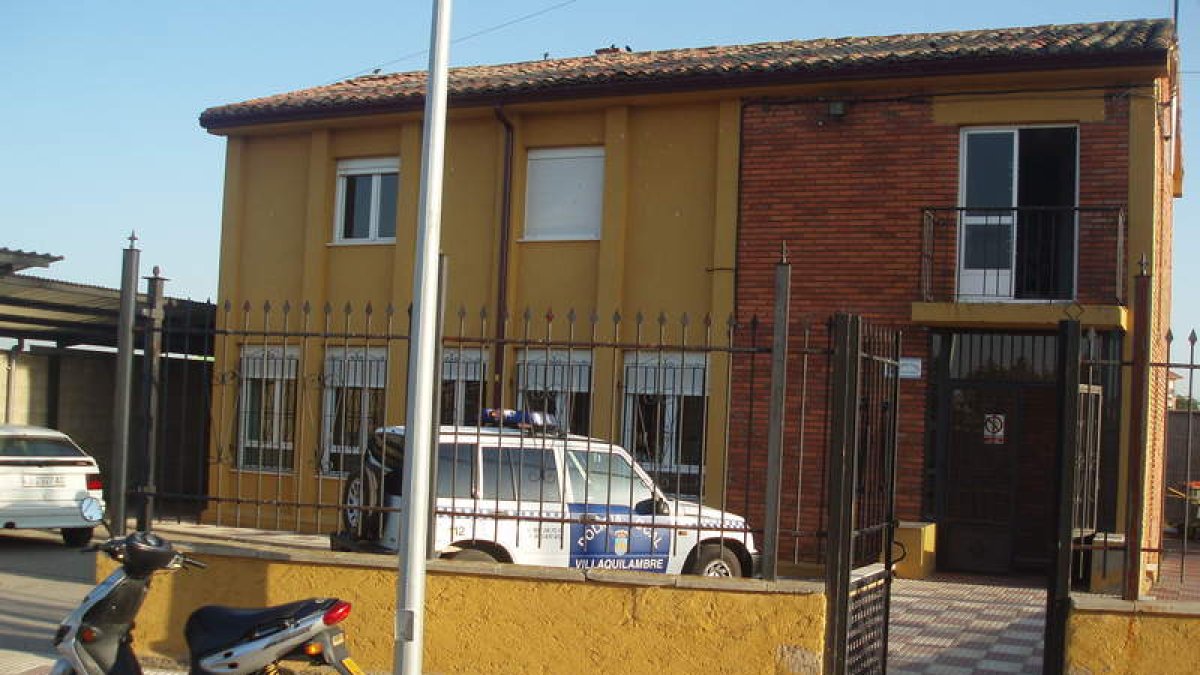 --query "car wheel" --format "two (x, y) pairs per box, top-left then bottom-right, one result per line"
(690, 544), (742, 577)
(451, 548), (499, 563)
(342, 470), (382, 539)
(61, 527), (94, 548)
